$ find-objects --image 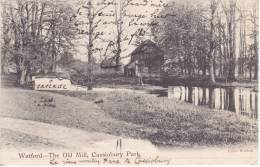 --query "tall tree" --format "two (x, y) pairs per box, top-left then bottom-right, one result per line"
(2, 0), (77, 86)
(250, 7), (258, 80)
(113, 0), (129, 71)
(216, 12), (224, 77)
(1, 2), (12, 75)
(238, 10), (247, 76)
(152, 2), (210, 78)
(221, 0), (237, 82)
(46, 2), (77, 72)
(208, 0), (218, 84)
(75, 0), (108, 90)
